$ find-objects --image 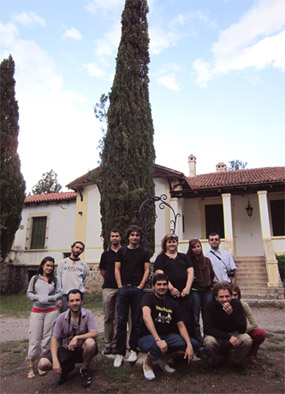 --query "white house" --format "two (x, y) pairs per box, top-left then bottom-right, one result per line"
(11, 156), (285, 297)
